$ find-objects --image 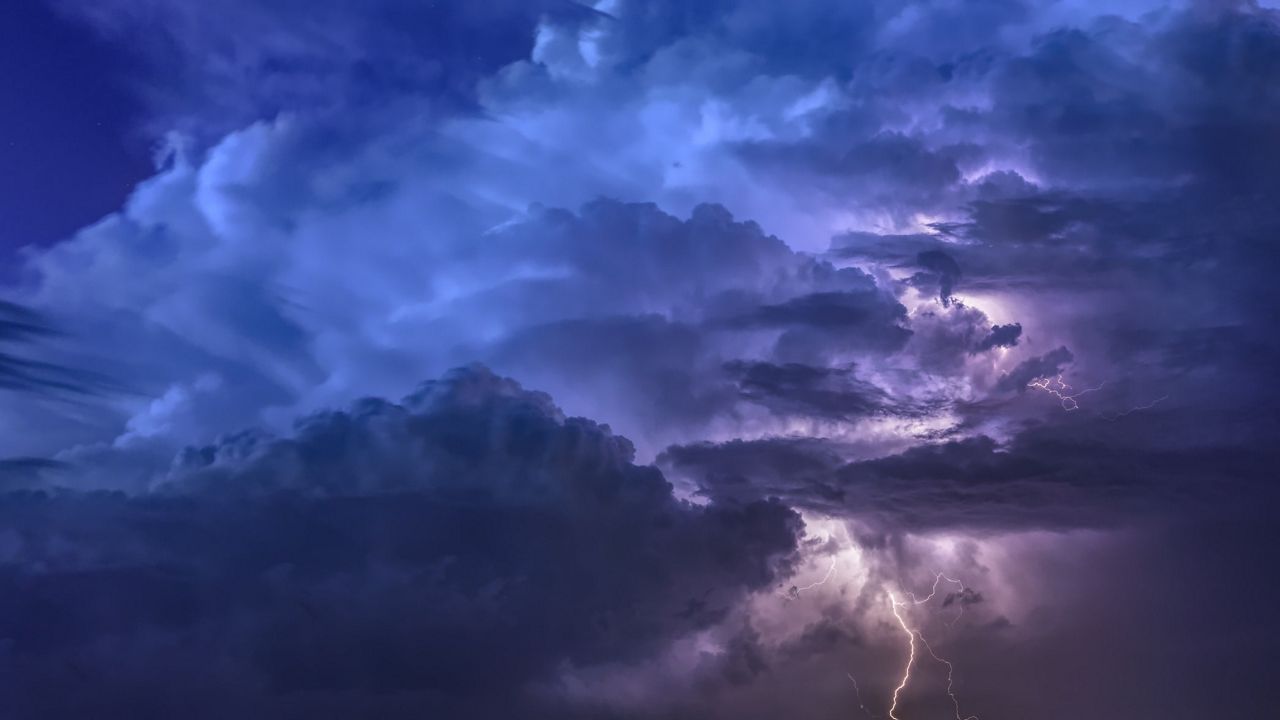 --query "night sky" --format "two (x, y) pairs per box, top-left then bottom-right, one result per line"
(2, 1), (1279, 718)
